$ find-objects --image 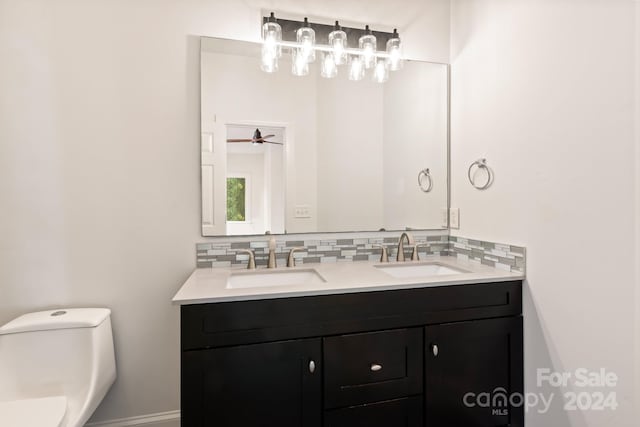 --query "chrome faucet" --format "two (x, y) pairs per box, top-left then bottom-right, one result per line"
(396, 232), (414, 262)
(287, 247), (305, 267)
(235, 249), (256, 270)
